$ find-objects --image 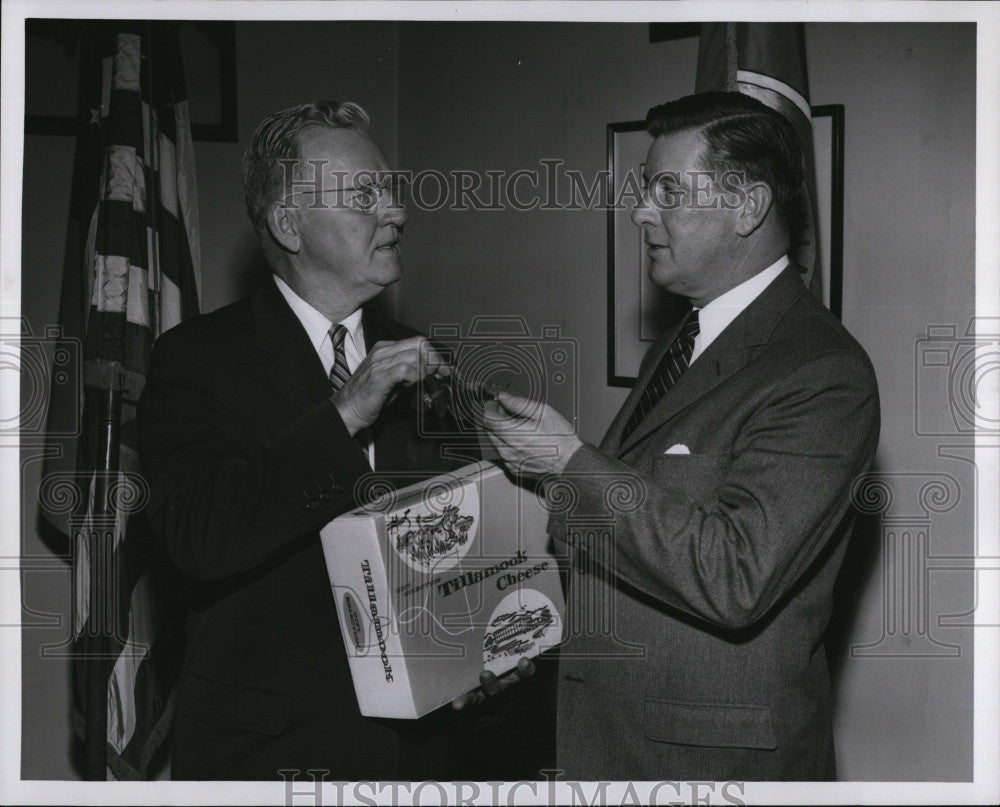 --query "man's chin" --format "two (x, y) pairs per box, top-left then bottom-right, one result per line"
(647, 262), (675, 289)
(374, 262), (403, 288)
